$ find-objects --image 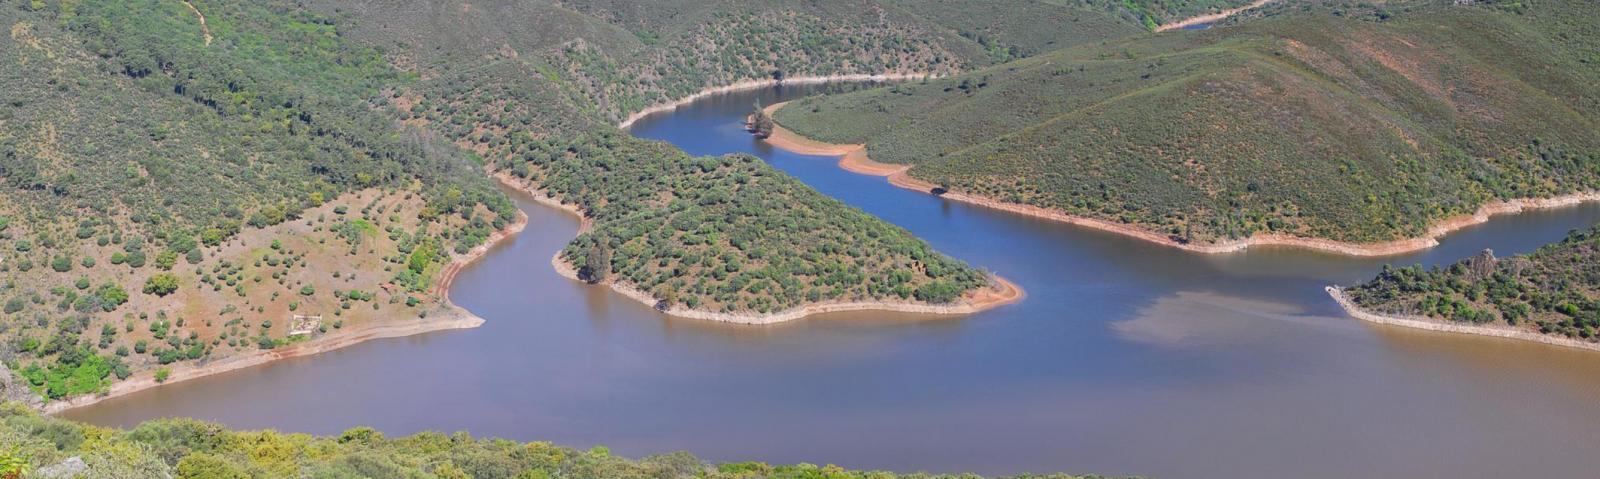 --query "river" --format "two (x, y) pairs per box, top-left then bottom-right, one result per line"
(63, 84), (1600, 479)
